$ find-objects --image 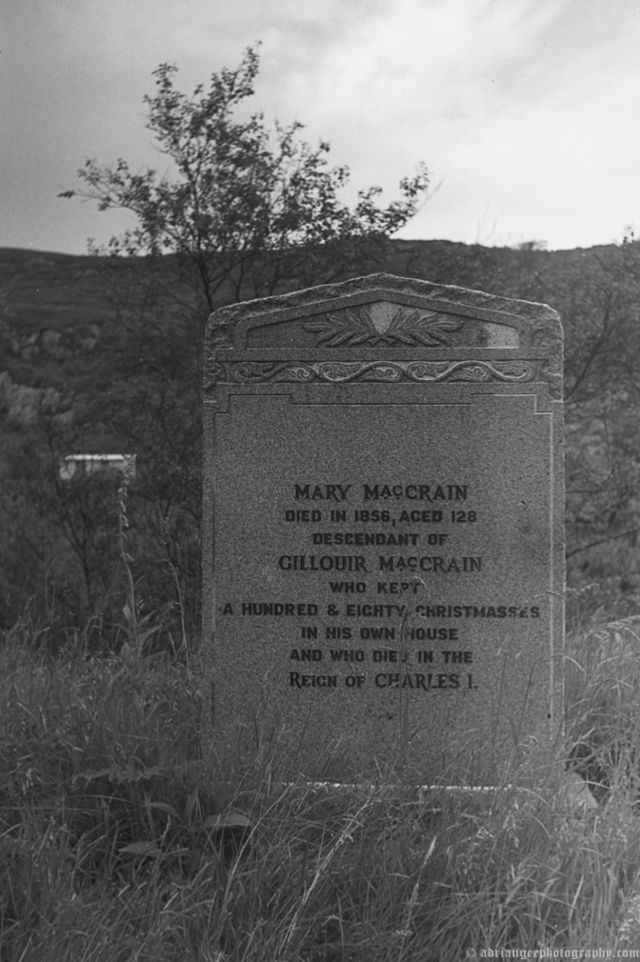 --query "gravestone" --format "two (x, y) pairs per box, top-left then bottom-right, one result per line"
(202, 274), (564, 785)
